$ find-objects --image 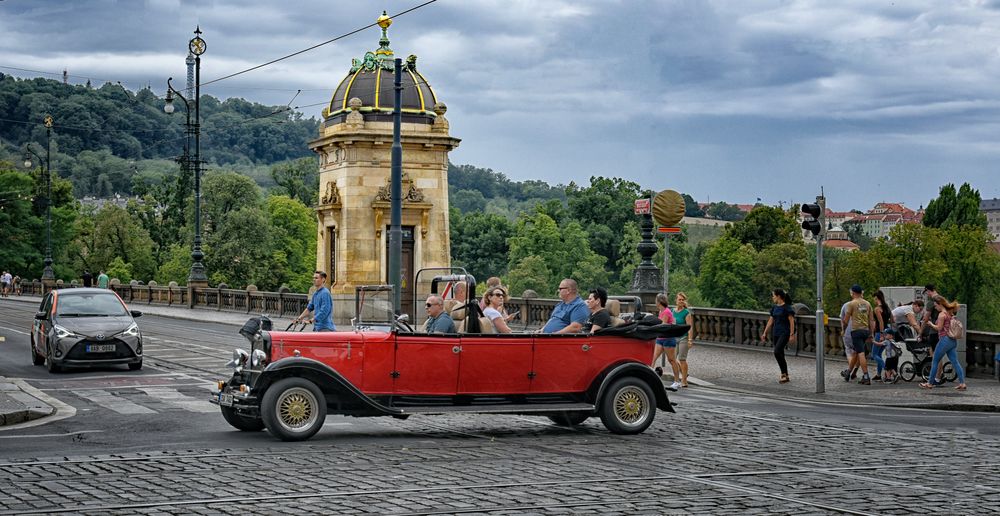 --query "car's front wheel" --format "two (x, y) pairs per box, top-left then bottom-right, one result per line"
(30, 339), (44, 366)
(261, 378), (327, 441)
(221, 405), (265, 431)
(44, 342), (61, 373)
(599, 376), (656, 435)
